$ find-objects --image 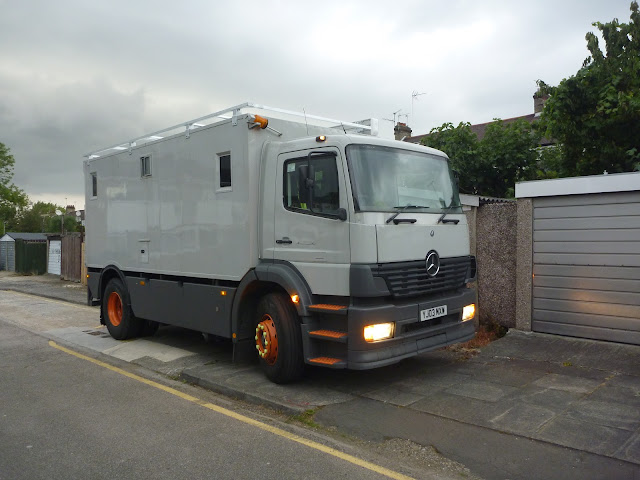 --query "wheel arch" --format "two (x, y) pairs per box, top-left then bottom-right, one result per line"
(231, 261), (313, 342)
